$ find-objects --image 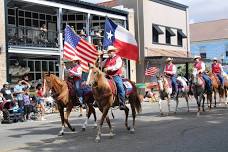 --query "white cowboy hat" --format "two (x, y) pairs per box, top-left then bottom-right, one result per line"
(213, 57), (218, 61)
(166, 57), (173, 62)
(194, 55), (201, 60)
(71, 56), (80, 61)
(107, 45), (118, 52)
(80, 29), (86, 36)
